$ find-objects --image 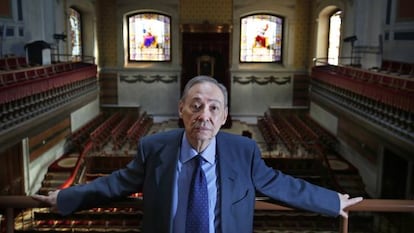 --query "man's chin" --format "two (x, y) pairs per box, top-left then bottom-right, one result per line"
(192, 131), (213, 140)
